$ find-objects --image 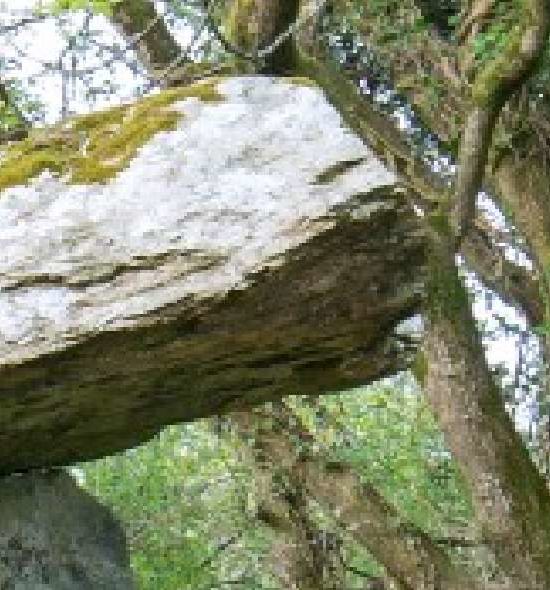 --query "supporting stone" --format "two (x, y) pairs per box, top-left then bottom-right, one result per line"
(0, 470), (134, 589)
